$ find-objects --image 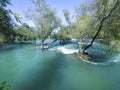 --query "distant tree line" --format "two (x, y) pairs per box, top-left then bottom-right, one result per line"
(0, 0), (120, 52)
(0, 0), (37, 44)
